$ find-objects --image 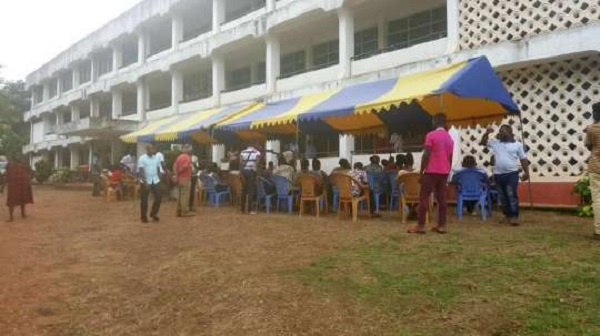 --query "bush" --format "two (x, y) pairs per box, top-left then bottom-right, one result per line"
(34, 160), (53, 184)
(573, 176), (593, 217)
